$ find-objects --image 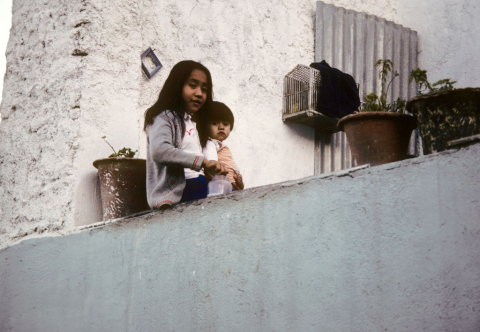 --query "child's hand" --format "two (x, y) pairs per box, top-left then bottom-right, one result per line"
(202, 160), (228, 176)
(204, 170), (213, 182)
(232, 172), (244, 190)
